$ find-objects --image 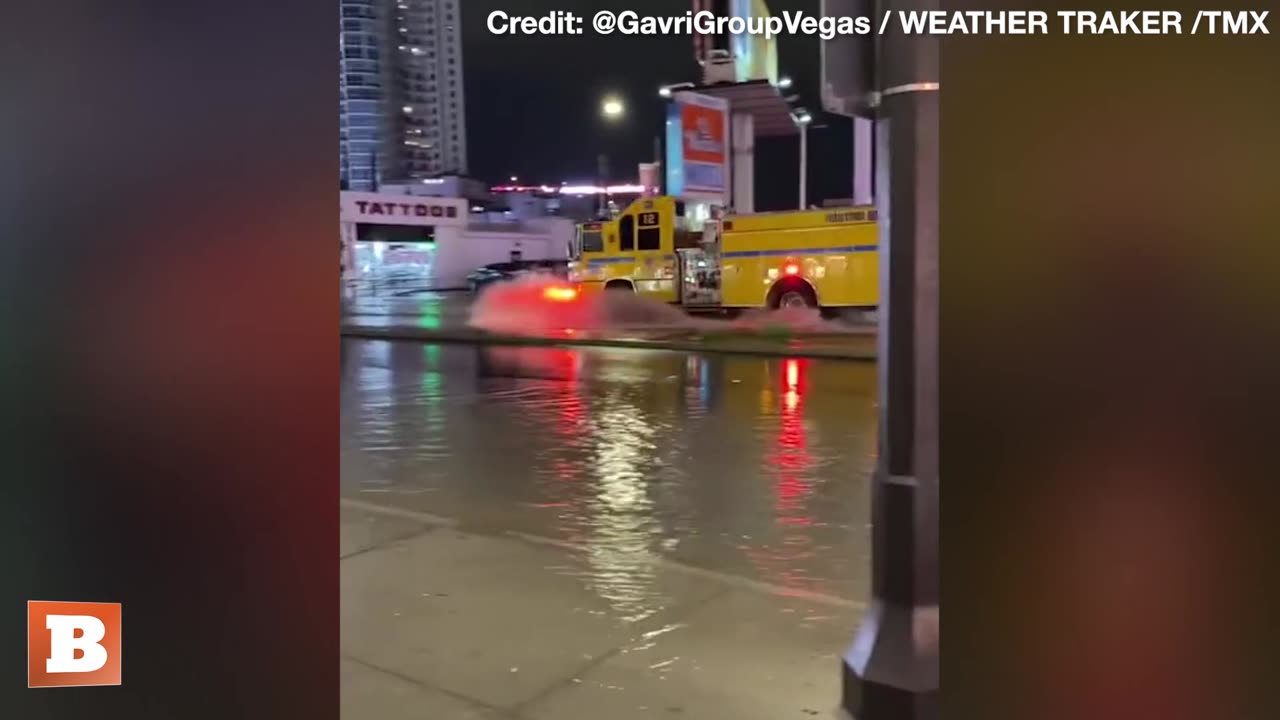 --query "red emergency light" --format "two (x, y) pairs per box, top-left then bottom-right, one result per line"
(784, 263), (800, 276)
(542, 286), (579, 302)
